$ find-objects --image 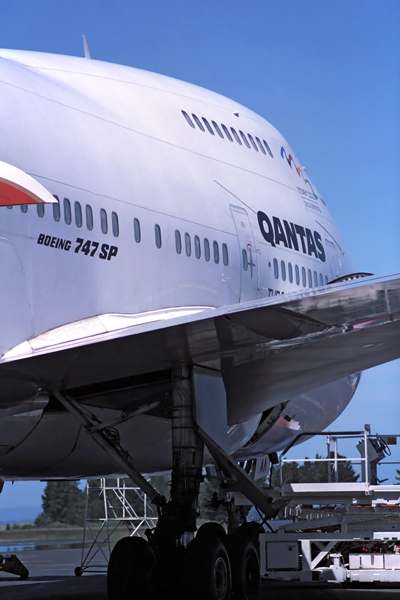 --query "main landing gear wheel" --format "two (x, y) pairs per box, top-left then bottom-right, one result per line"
(226, 523), (262, 600)
(107, 537), (156, 600)
(228, 536), (260, 600)
(184, 533), (232, 600)
(196, 521), (227, 542)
